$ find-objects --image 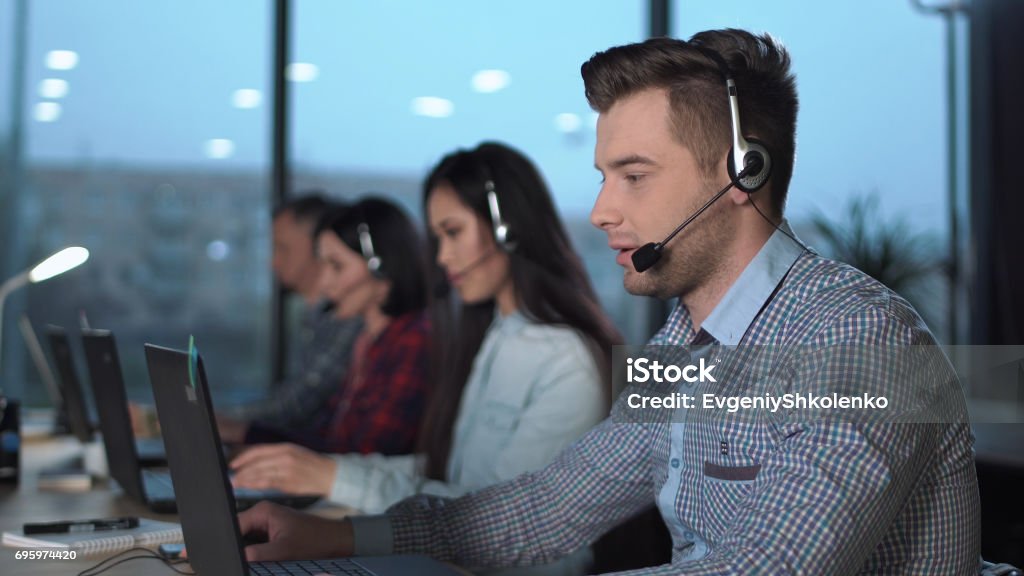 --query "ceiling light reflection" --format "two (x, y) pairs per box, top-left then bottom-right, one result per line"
(411, 97), (454, 118)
